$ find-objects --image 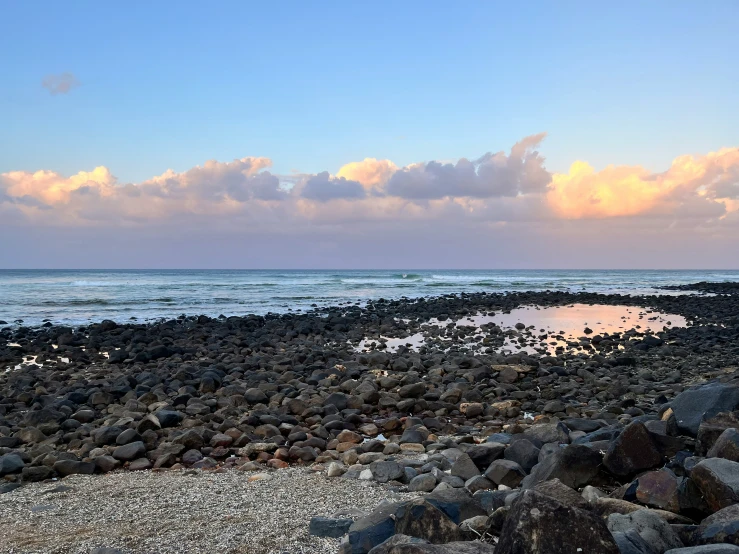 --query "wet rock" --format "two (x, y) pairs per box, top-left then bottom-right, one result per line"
(496, 490), (619, 554)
